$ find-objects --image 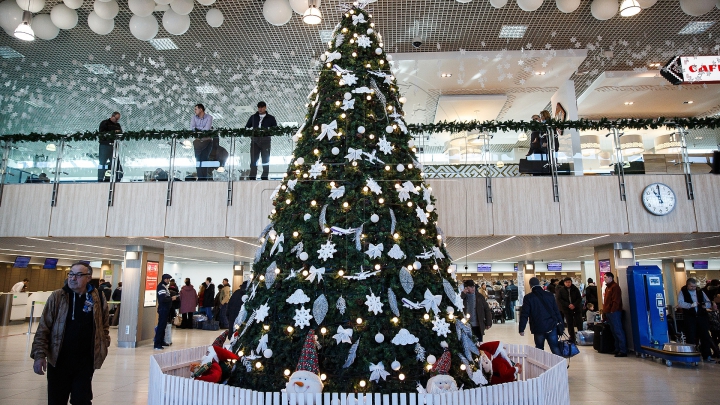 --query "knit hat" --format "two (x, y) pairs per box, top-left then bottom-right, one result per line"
(296, 330), (320, 374)
(529, 277), (540, 287)
(431, 347), (451, 375)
